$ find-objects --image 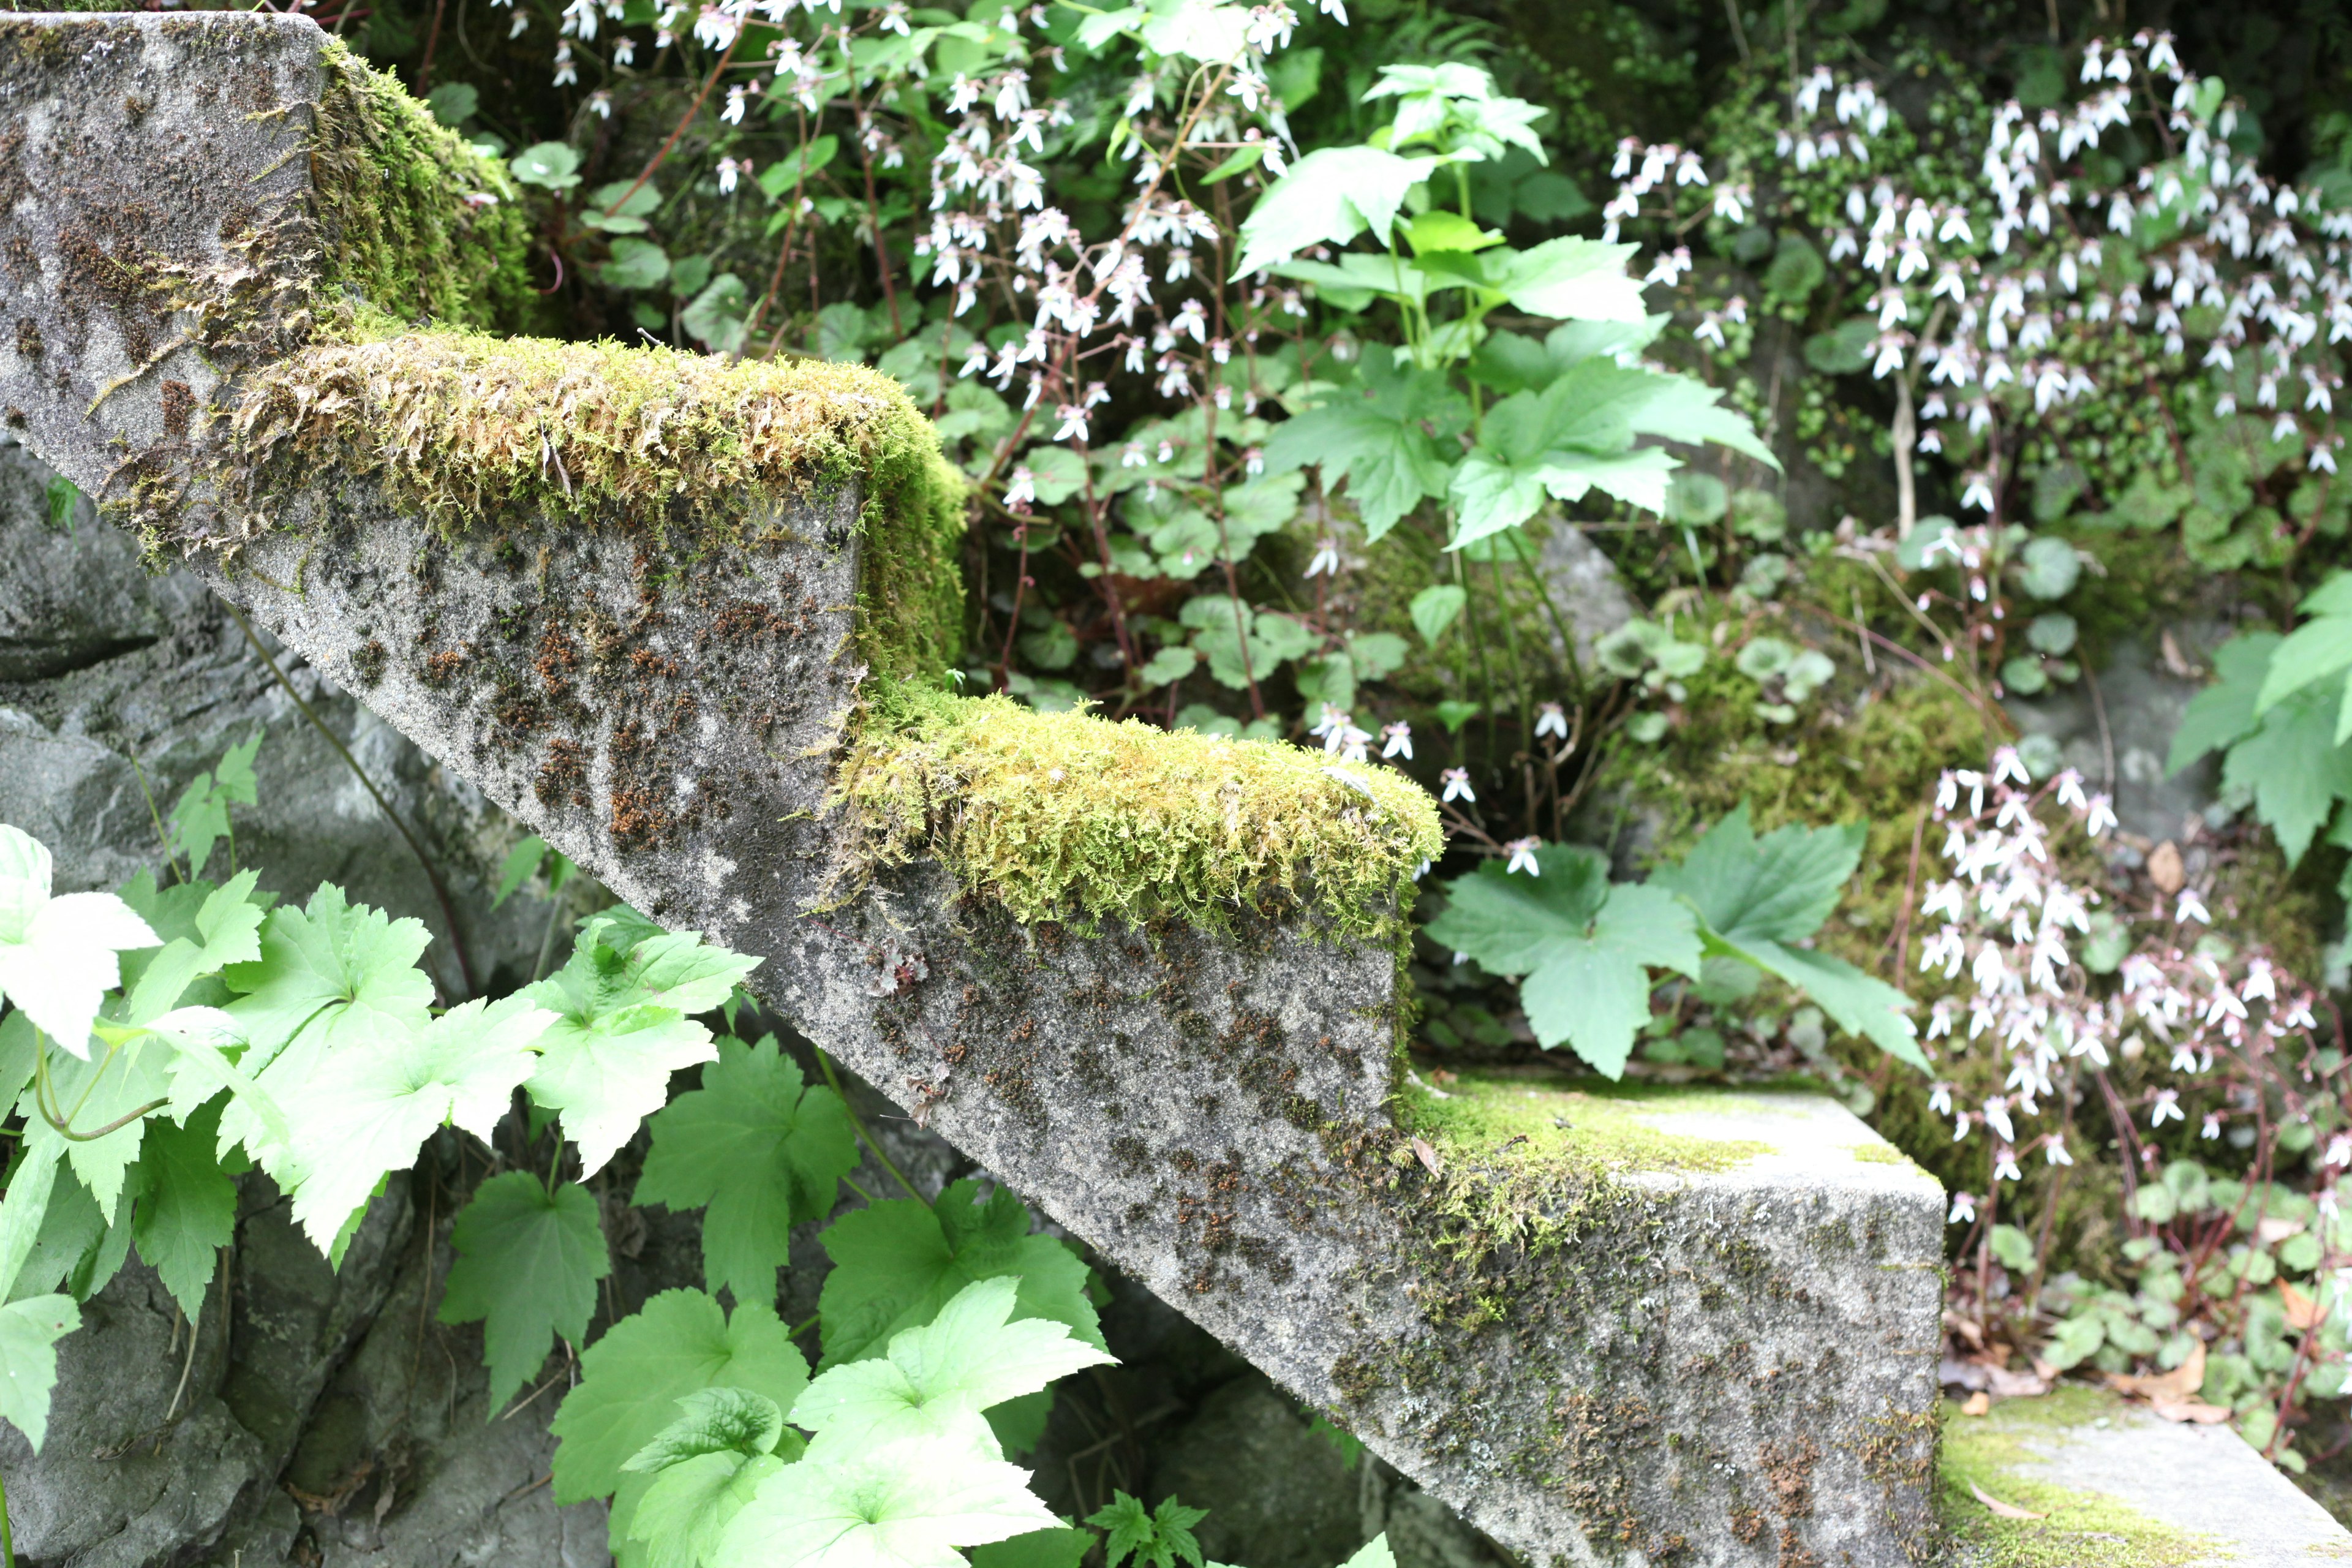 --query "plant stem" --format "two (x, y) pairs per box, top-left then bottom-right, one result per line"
(815, 1048), (925, 1201)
